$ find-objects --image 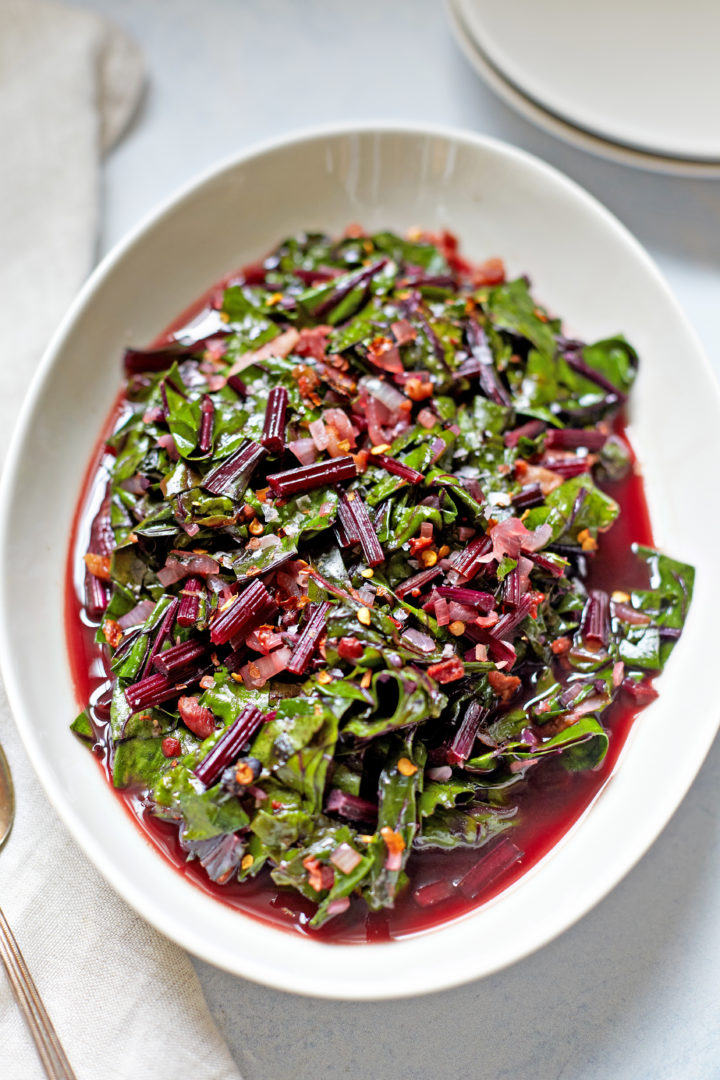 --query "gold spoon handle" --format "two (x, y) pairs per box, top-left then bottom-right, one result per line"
(0, 905), (77, 1079)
